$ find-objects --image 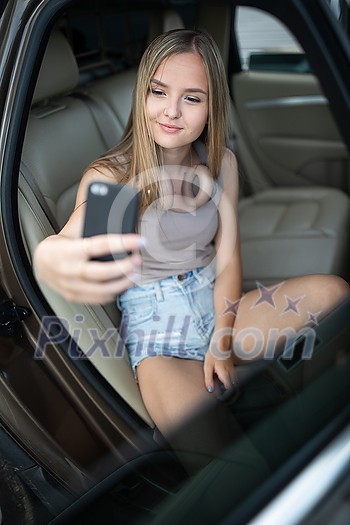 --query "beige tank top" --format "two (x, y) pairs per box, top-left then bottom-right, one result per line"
(139, 142), (222, 283)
